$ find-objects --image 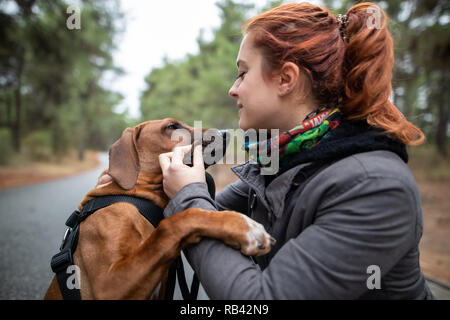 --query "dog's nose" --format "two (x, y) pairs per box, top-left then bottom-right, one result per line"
(183, 129), (231, 168)
(201, 129), (231, 168)
(203, 129), (229, 162)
